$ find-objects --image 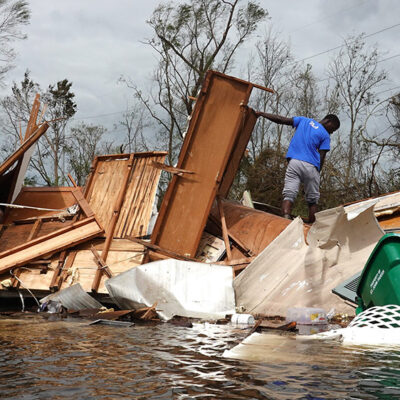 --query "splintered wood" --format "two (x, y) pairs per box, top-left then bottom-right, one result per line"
(0, 151), (167, 295)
